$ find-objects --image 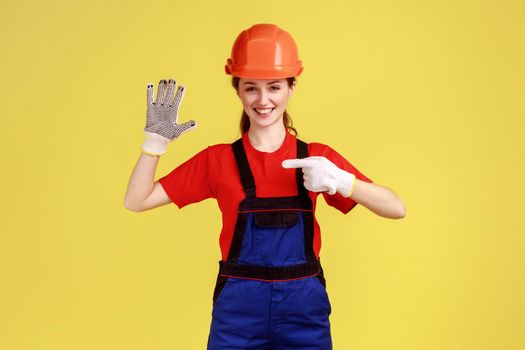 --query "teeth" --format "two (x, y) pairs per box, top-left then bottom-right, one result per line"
(255, 108), (273, 114)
